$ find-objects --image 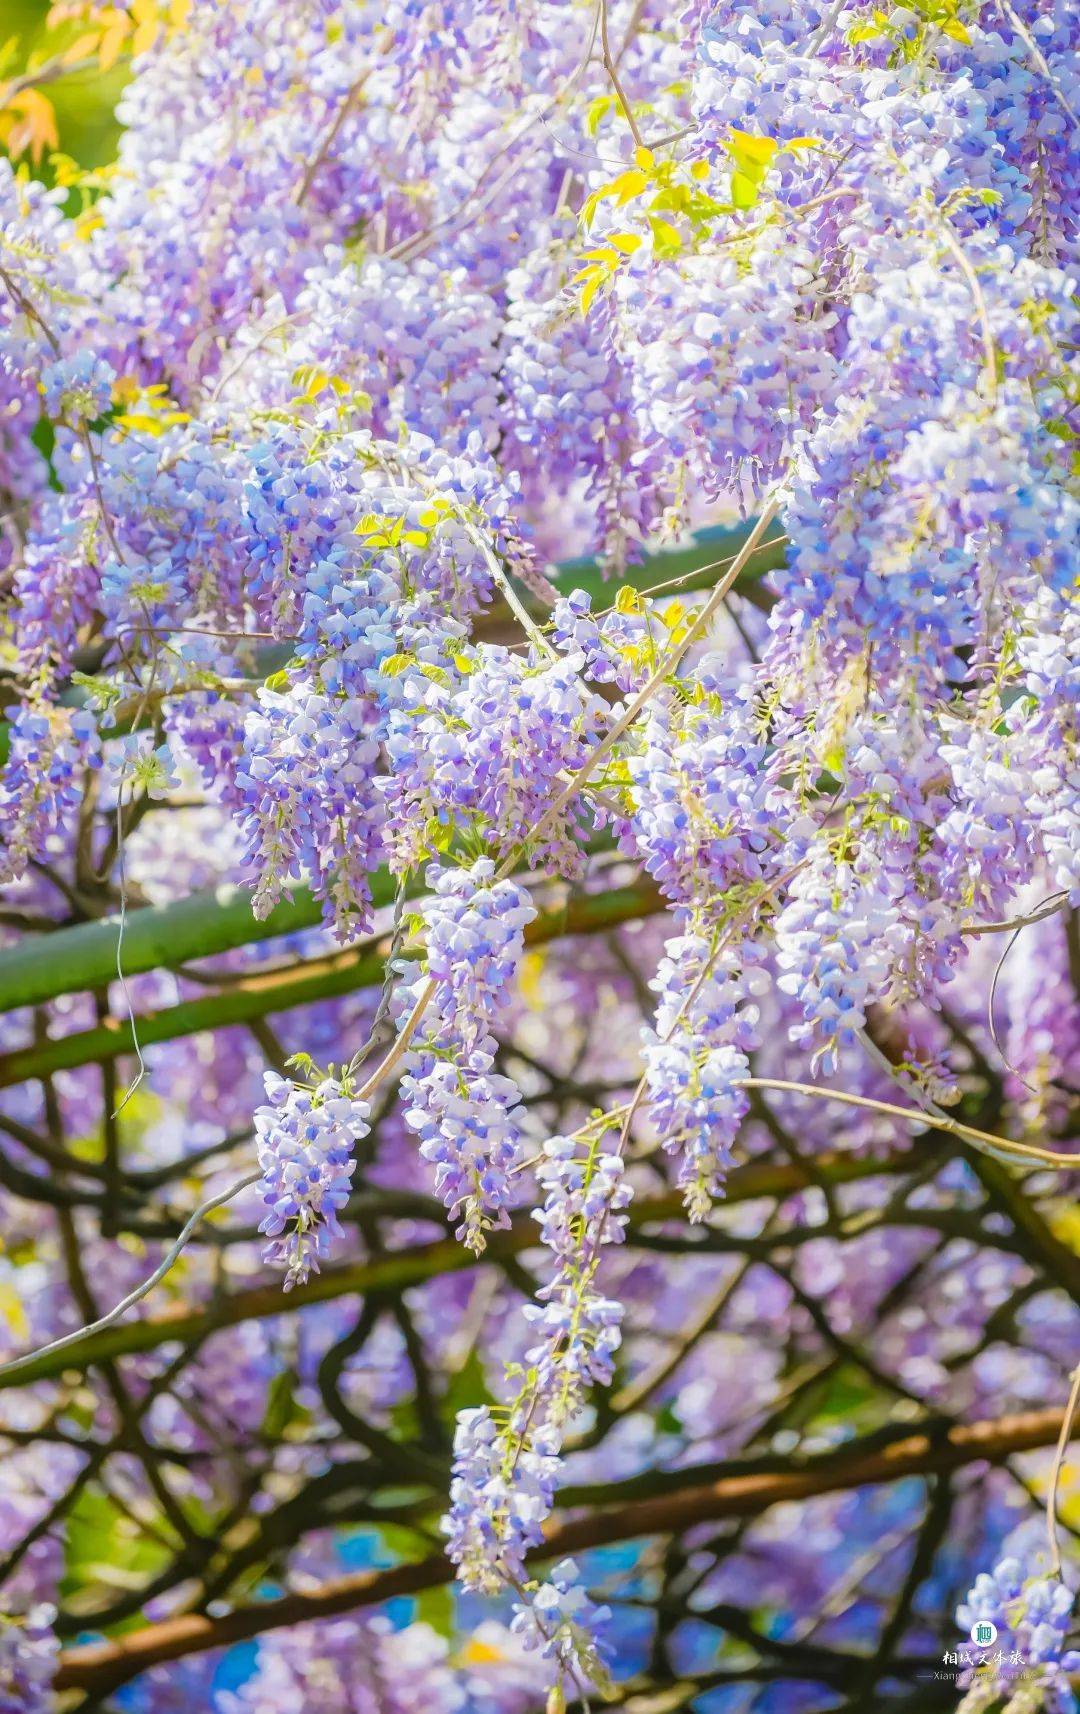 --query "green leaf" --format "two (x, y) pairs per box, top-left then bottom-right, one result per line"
(261, 1370), (301, 1439)
(61, 1487), (171, 1612)
(414, 1583), (456, 1637)
(649, 214), (682, 256)
(379, 652), (415, 676)
(585, 95), (613, 136)
(730, 171), (761, 210)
